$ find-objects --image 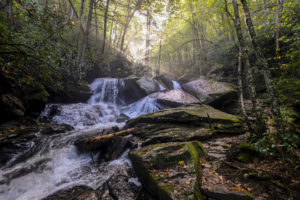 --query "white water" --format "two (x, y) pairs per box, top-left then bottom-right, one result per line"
(1, 77), (163, 200)
(123, 96), (160, 118)
(172, 80), (181, 89)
